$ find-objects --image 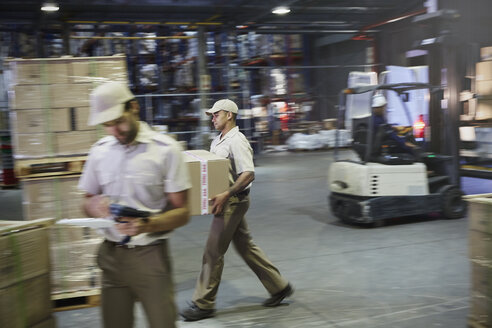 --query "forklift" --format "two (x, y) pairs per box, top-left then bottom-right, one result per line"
(328, 82), (467, 226)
